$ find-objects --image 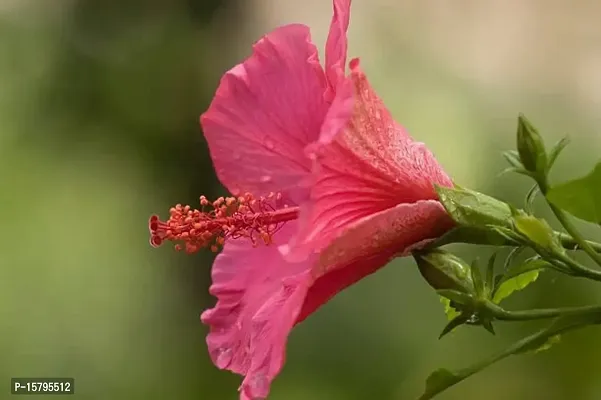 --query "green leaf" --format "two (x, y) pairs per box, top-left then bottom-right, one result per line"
(492, 268), (541, 304)
(419, 368), (462, 400)
(546, 162), (601, 224)
(439, 296), (461, 321)
(547, 136), (570, 172)
(435, 186), (513, 229)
